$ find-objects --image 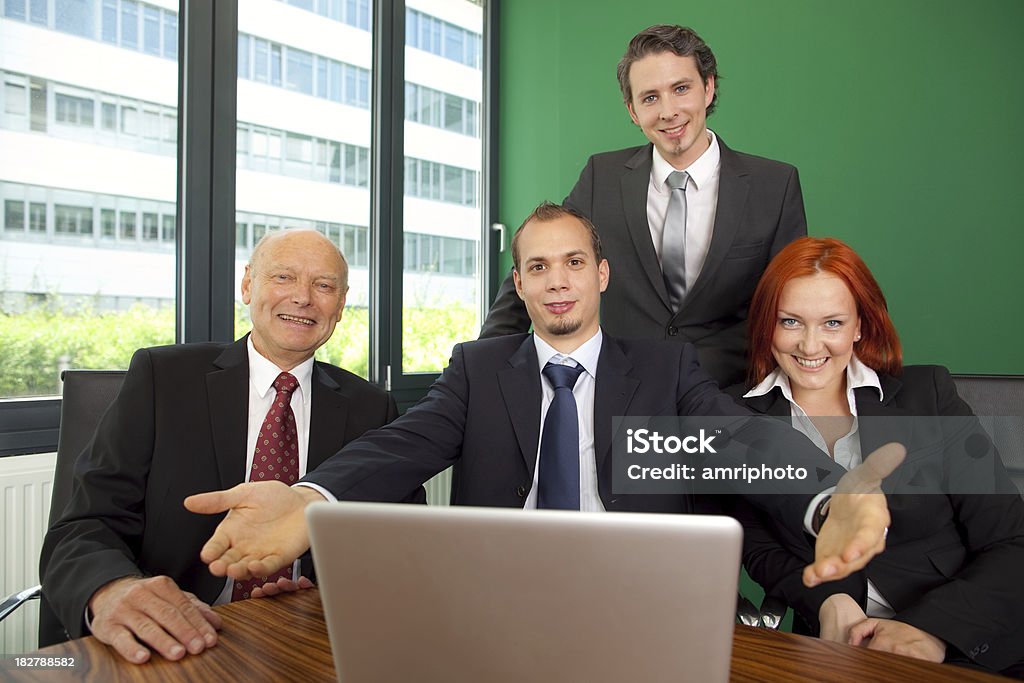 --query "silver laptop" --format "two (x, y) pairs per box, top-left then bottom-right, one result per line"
(307, 503), (742, 683)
